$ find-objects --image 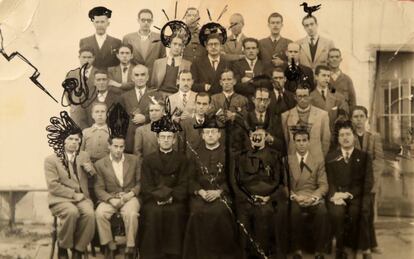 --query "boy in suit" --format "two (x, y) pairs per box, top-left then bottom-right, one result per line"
(80, 6), (121, 69)
(108, 44), (135, 95)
